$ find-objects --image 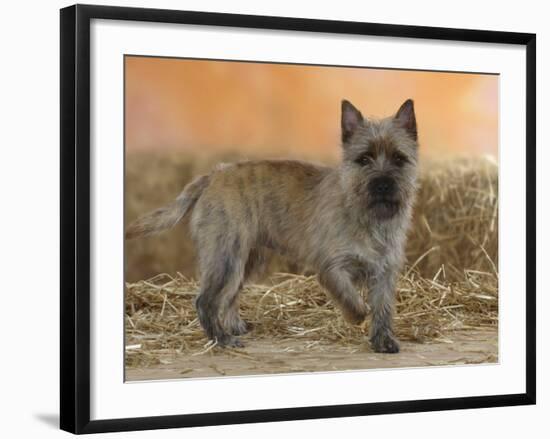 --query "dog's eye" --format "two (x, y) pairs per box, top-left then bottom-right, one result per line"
(393, 153), (408, 167)
(356, 152), (375, 166)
